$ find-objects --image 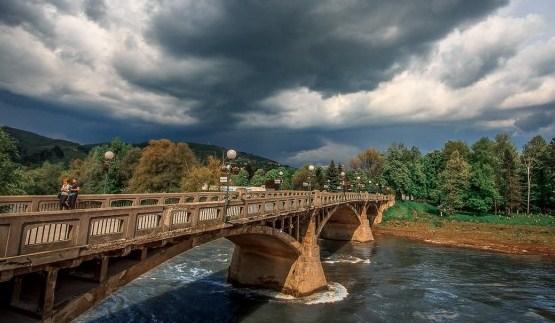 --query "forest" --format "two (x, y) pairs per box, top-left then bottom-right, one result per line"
(1, 128), (553, 216)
